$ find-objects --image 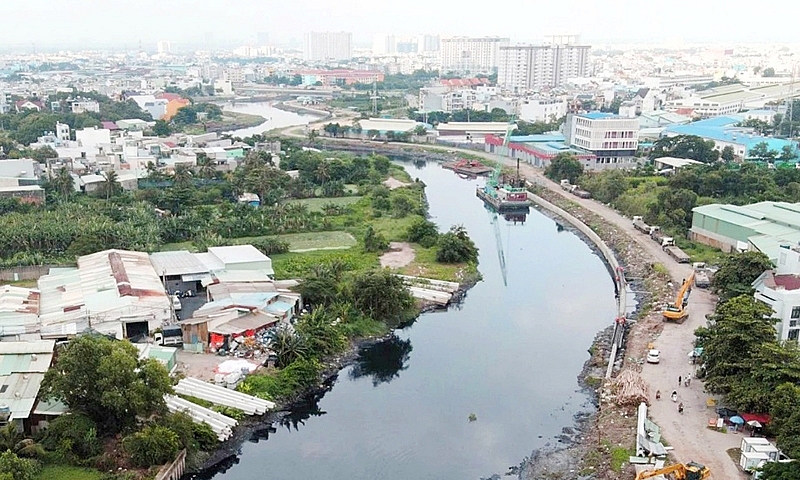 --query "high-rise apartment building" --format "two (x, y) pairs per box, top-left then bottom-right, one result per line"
(417, 34), (440, 52)
(440, 37), (509, 74)
(303, 32), (353, 61)
(157, 41), (171, 54)
(498, 35), (590, 92)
